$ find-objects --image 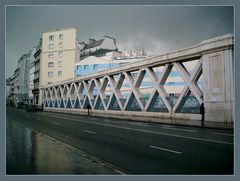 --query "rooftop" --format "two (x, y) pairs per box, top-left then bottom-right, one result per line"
(42, 27), (77, 34)
(82, 39), (104, 50)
